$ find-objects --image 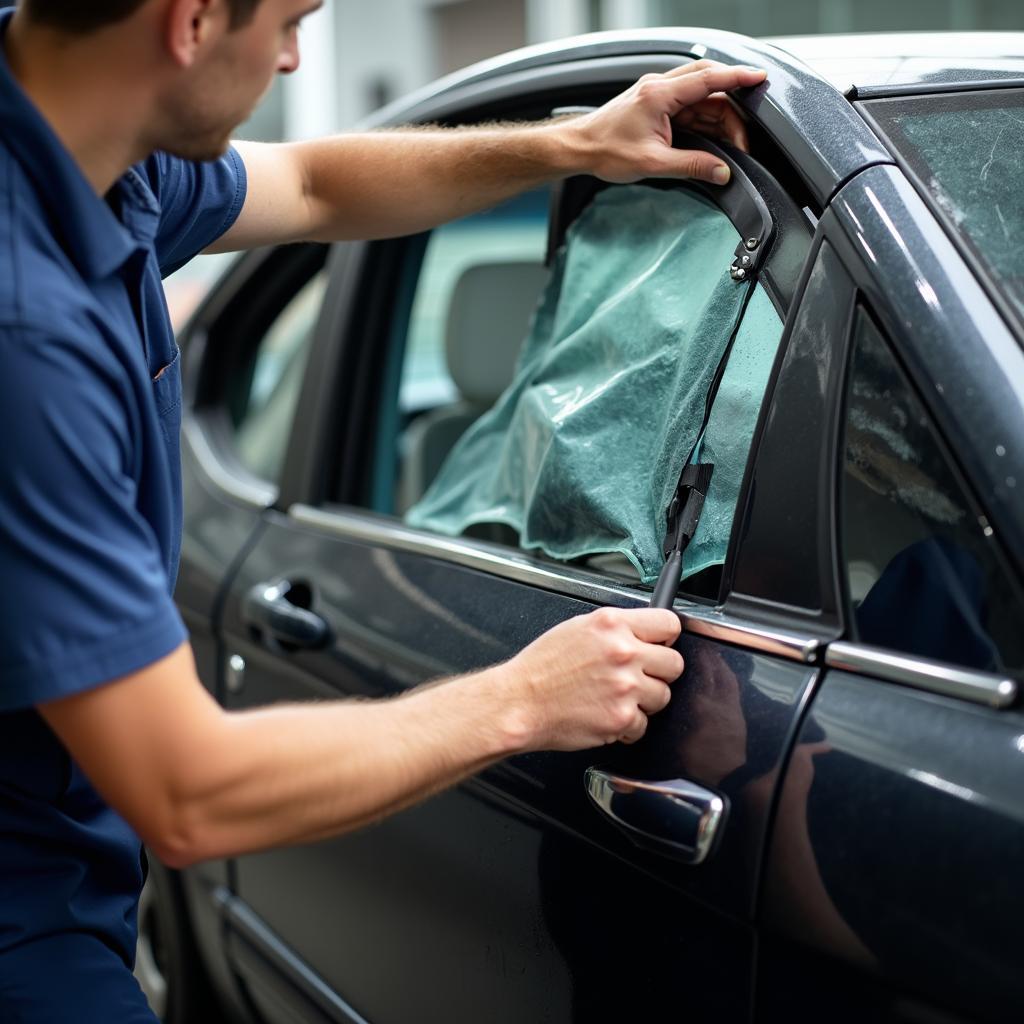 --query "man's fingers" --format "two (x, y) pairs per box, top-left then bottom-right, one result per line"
(655, 147), (734, 185)
(638, 679), (673, 715)
(648, 64), (766, 124)
(675, 94), (749, 151)
(641, 643), (685, 683)
(619, 709), (649, 745)
(617, 607), (682, 645)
